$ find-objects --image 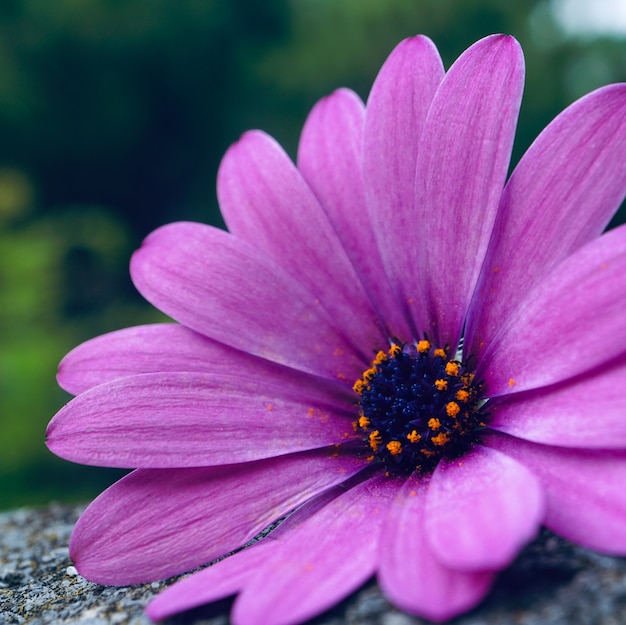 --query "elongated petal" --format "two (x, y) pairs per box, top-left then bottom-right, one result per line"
(480, 224), (626, 396)
(147, 480), (360, 620)
(146, 541), (274, 621)
(69, 450), (367, 584)
(130, 221), (369, 381)
(47, 372), (357, 468)
(379, 474), (494, 622)
(218, 130), (384, 349)
(58, 324), (213, 395)
(425, 445), (544, 570)
(412, 35), (524, 347)
(57, 323), (353, 402)
(484, 431), (626, 554)
(489, 353), (626, 448)
(233, 474), (399, 625)
(467, 84), (626, 357)
(298, 88), (412, 339)
(363, 35), (444, 338)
